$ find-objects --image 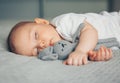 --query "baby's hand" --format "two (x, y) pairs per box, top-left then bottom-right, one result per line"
(63, 50), (88, 66)
(88, 46), (112, 61)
